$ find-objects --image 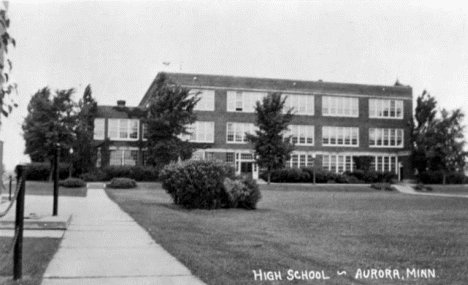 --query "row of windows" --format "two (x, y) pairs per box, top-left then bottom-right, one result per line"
(192, 89), (405, 119)
(95, 119), (404, 148)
